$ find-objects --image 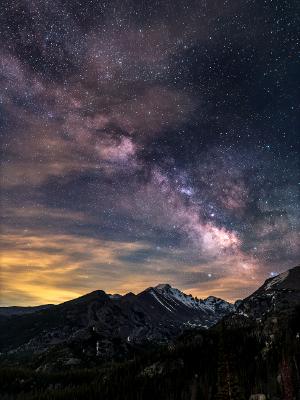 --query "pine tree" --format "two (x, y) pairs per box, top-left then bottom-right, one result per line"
(280, 356), (294, 400)
(214, 328), (245, 400)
